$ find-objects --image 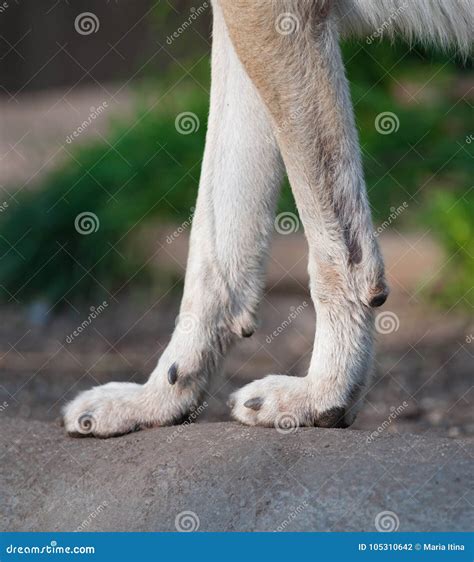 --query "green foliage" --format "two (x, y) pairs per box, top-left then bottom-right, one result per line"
(0, 60), (209, 304)
(345, 43), (472, 223)
(422, 191), (473, 308)
(0, 42), (471, 307)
